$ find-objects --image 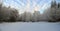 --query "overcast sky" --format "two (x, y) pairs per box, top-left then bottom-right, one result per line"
(3, 0), (60, 14)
